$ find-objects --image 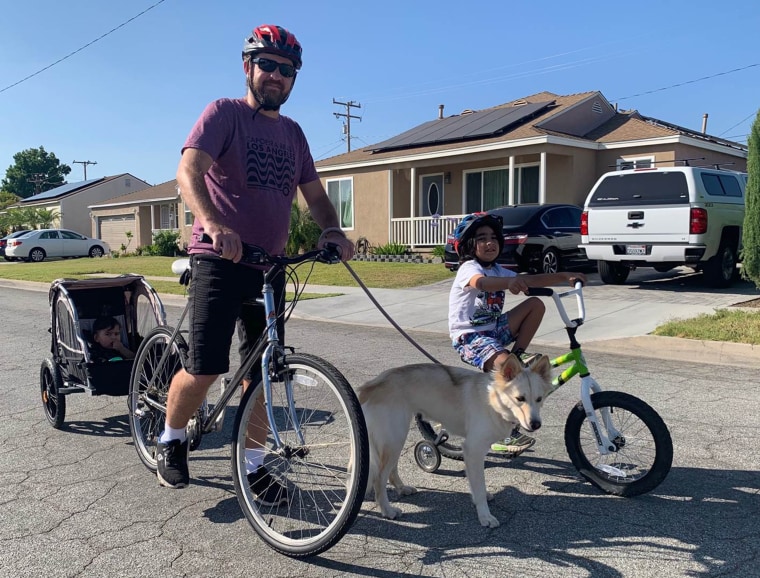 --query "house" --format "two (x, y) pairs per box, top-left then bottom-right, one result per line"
(314, 90), (748, 249)
(88, 180), (184, 252)
(12, 174), (150, 238)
